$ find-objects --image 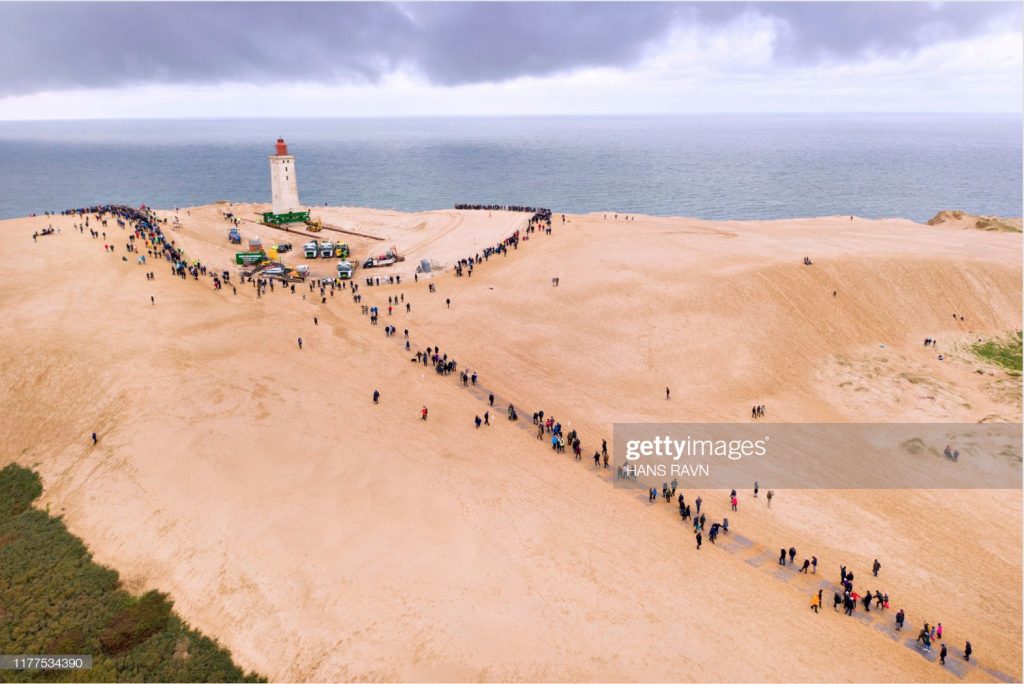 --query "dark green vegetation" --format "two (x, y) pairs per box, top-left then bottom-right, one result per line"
(0, 464), (264, 682)
(972, 331), (1023, 373)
